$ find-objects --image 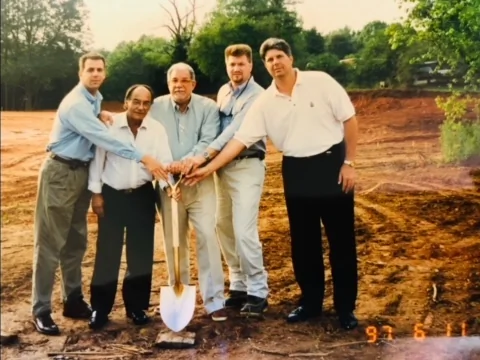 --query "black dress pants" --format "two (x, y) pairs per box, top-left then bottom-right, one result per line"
(90, 182), (156, 314)
(282, 140), (358, 314)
